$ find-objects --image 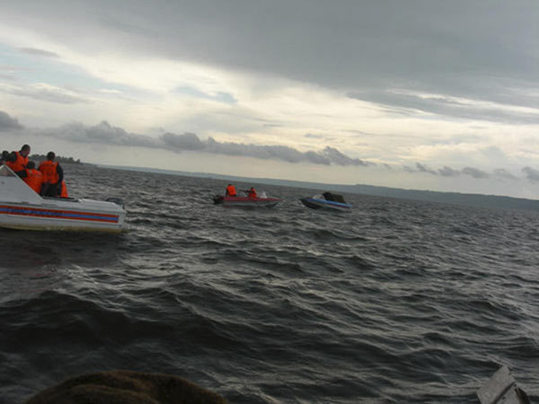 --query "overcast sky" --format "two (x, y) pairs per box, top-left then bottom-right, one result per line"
(1, 1), (539, 198)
